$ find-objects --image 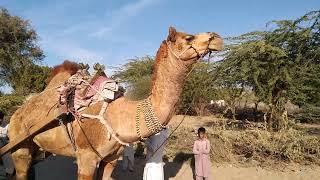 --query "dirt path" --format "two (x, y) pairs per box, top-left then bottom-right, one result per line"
(0, 150), (318, 180)
(176, 163), (320, 180)
(111, 158), (320, 180)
